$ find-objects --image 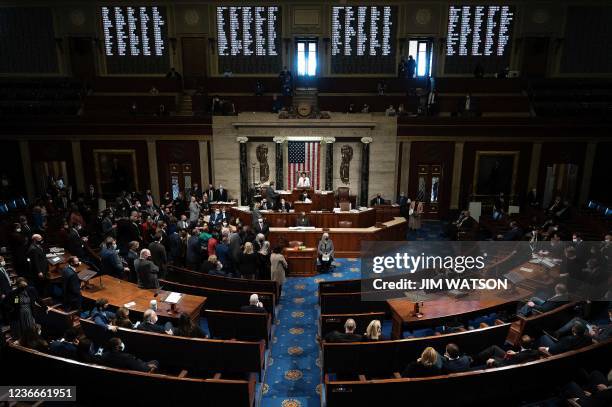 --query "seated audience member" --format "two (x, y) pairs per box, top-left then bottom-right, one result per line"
(200, 255), (224, 276)
(553, 307), (612, 342)
(562, 369), (612, 407)
(402, 347), (442, 378)
(324, 319), (363, 343)
(363, 320), (382, 341)
(137, 309), (173, 335)
(442, 343), (472, 373)
(296, 212), (310, 227)
(134, 248), (160, 289)
(49, 327), (80, 359)
(114, 307), (134, 329)
(517, 283), (568, 317)
(476, 335), (539, 368)
(18, 324), (49, 352)
(101, 337), (159, 373)
(277, 198), (291, 212)
(446, 210), (474, 240)
(76, 338), (97, 363)
(538, 321), (593, 355)
(240, 294), (267, 314)
(89, 298), (116, 329)
(173, 313), (206, 338)
(496, 221), (523, 241)
(370, 193), (385, 206)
